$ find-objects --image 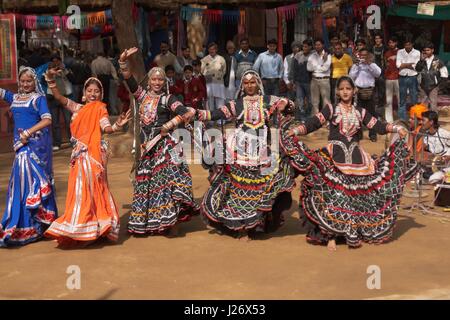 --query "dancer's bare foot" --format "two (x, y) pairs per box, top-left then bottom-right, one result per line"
(238, 230), (251, 242)
(327, 239), (337, 252)
(167, 225), (179, 238)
